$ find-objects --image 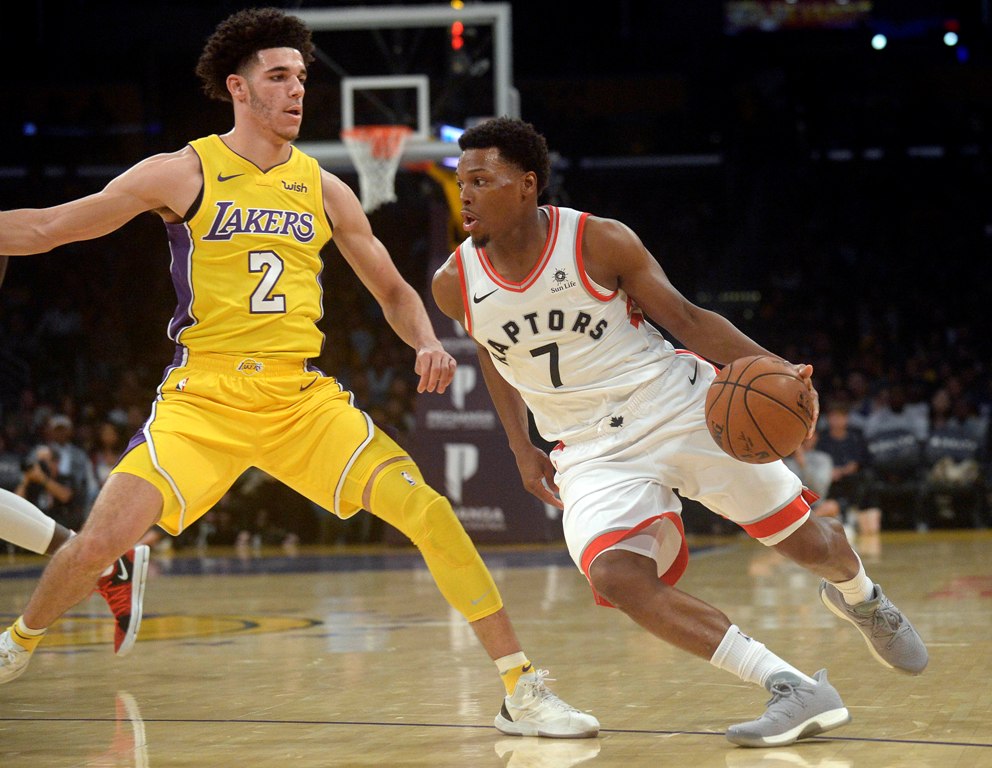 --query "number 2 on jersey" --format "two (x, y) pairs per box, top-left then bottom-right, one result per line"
(248, 250), (287, 313)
